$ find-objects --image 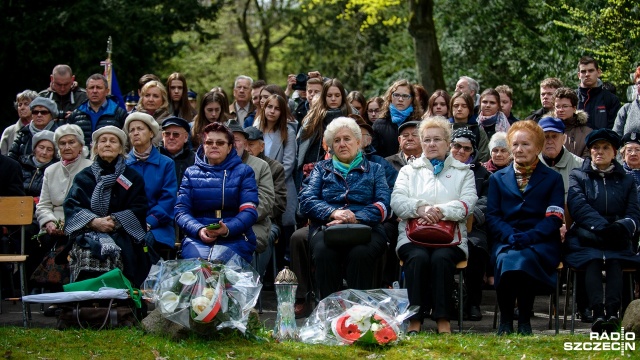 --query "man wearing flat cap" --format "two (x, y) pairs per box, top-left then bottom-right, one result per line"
(228, 120), (275, 276)
(159, 117), (195, 187)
